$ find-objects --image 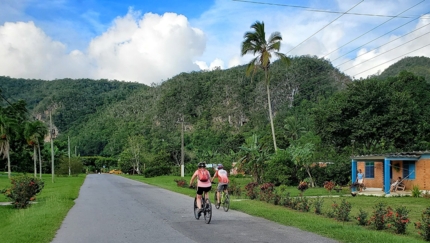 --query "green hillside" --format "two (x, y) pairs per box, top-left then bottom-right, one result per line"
(379, 56), (430, 82)
(1, 55), (430, 186)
